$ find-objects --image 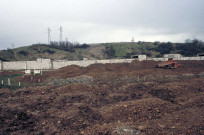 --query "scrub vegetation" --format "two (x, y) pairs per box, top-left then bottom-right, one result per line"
(0, 39), (204, 61)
